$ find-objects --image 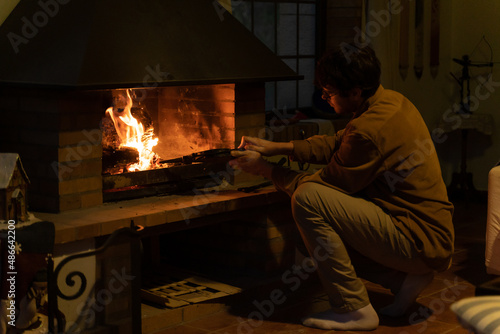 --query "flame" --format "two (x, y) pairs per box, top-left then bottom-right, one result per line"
(106, 89), (159, 172)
